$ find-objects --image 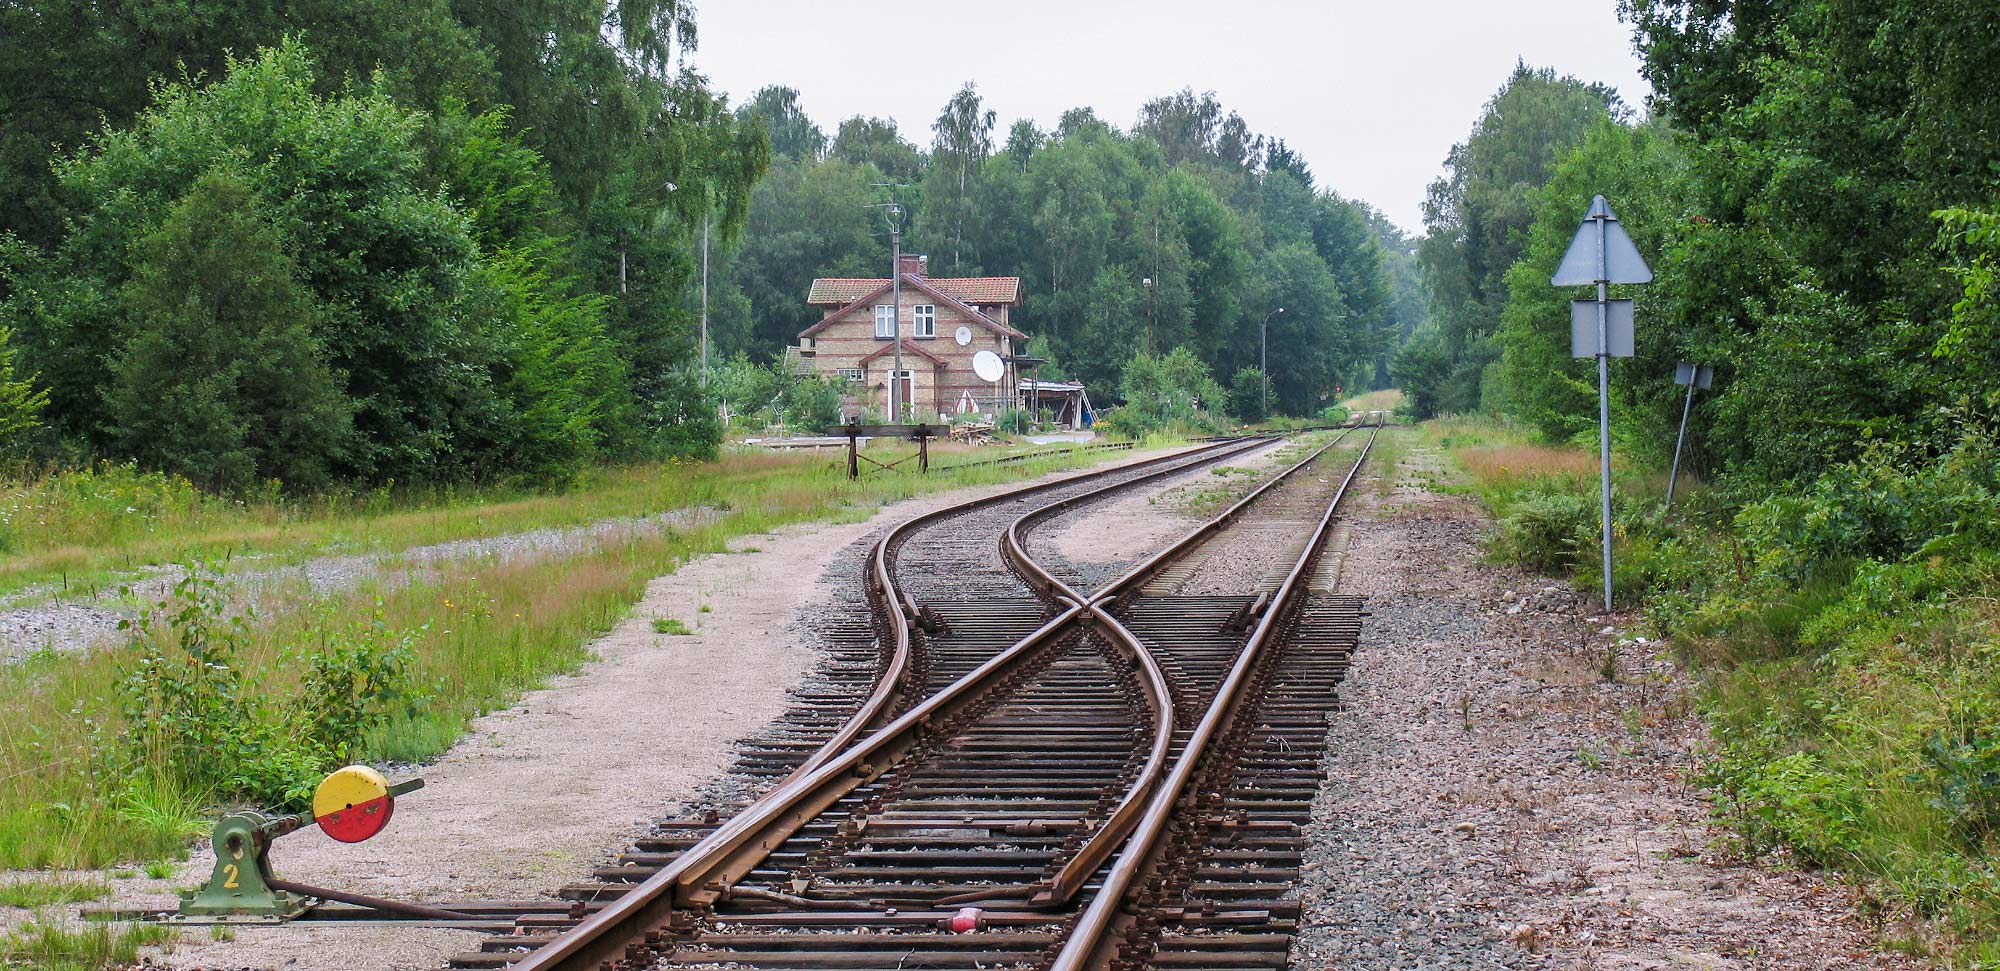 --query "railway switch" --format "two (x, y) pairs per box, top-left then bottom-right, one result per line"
(177, 765), (424, 921)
